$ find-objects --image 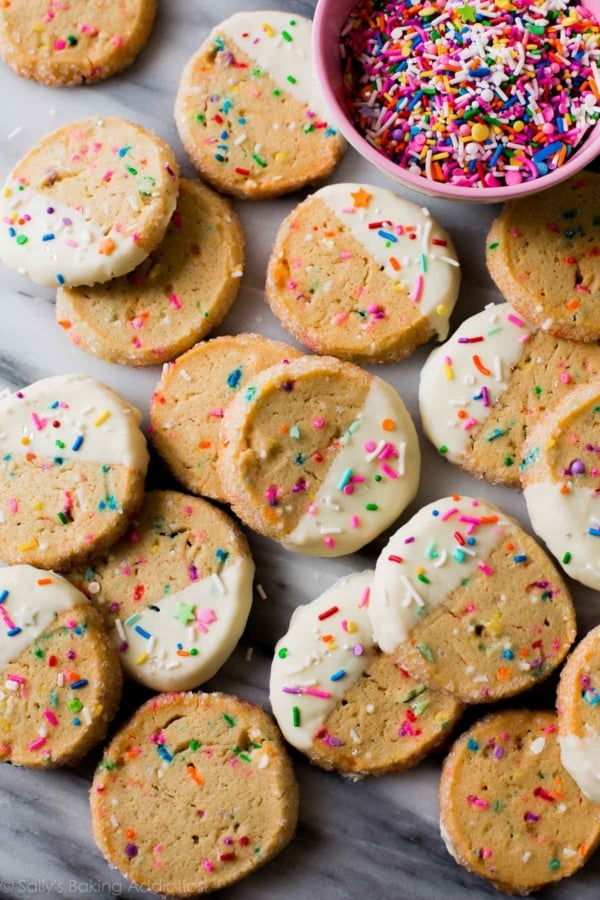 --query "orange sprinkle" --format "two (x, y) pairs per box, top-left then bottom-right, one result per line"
(566, 299), (580, 311)
(98, 238), (116, 256)
(519, 648), (529, 657)
(389, 257), (401, 272)
(560, 485), (571, 495)
(495, 667), (511, 680)
(57, 319), (72, 330)
(457, 410), (467, 419)
(279, 424), (289, 435)
(381, 418), (395, 431)
(125, 828), (136, 839)
(473, 354), (492, 376)
(187, 763), (204, 787)
(321, 634), (334, 642)
(480, 516), (498, 524)
(37, 578), (52, 586)
(177, 650), (190, 657)
(198, 440), (211, 449)
(505, 542), (514, 551)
